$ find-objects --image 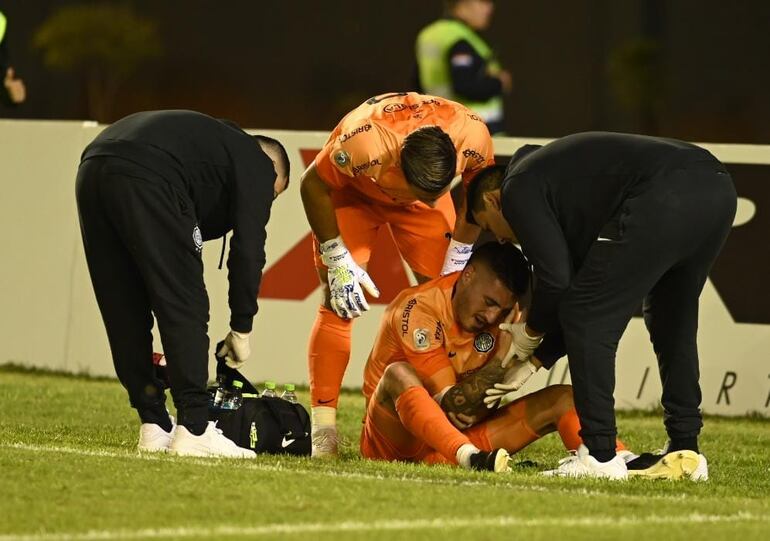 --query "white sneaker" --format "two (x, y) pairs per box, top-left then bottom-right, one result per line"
(311, 426), (340, 459)
(542, 444), (628, 480)
(138, 417), (176, 452)
(170, 421), (256, 458)
(617, 449), (639, 464)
